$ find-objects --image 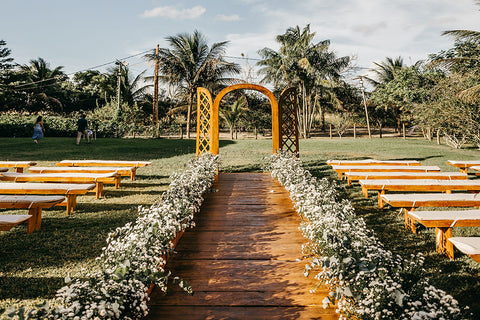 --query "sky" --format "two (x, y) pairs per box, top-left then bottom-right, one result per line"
(1, 0), (480, 84)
